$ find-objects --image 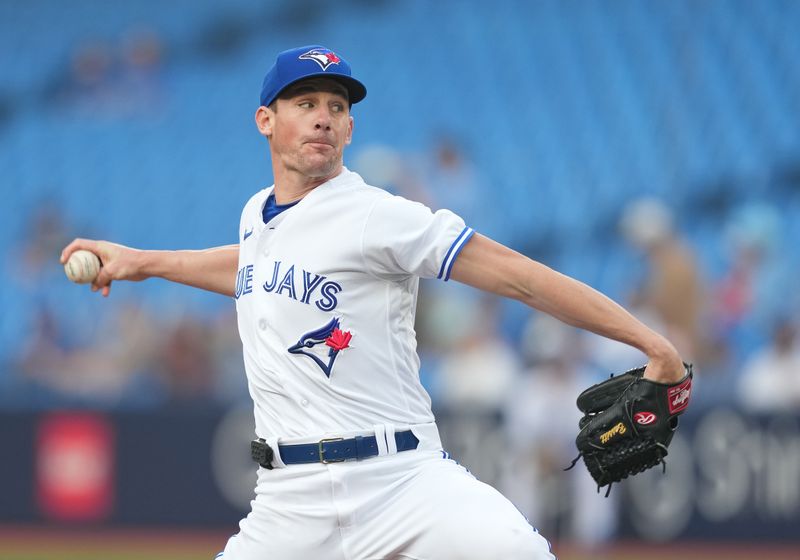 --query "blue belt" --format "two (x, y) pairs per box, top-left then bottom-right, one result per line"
(251, 430), (419, 468)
